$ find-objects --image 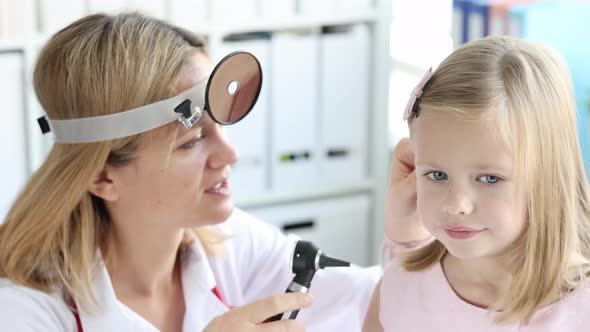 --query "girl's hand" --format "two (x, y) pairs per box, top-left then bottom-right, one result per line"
(384, 138), (431, 244)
